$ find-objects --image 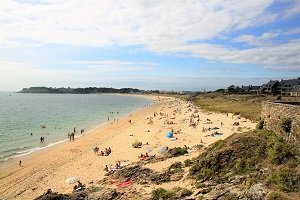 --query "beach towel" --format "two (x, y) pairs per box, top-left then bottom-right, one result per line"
(117, 179), (132, 188)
